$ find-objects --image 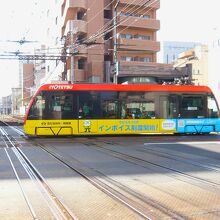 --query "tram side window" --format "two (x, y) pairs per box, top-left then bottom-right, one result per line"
(28, 94), (46, 119)
(78, 92), (101, 119)
(101, 92), (118, 119)
(180, 96), (205, 118)
(121, 101), (155, 119)
(120, 92), (156, 119)
(208, 95), (220, 118)
(102, 101), (119, 118)
(49, 95), (73, 119)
